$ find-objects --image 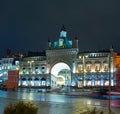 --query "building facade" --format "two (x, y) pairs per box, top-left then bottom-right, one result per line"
(0, 57), (19, 82)
(18, 26), (119, 89)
